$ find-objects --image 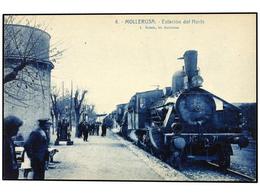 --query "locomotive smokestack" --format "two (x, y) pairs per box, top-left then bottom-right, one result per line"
(183, 50), (198, 82)
(178, 50), (203, 88)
